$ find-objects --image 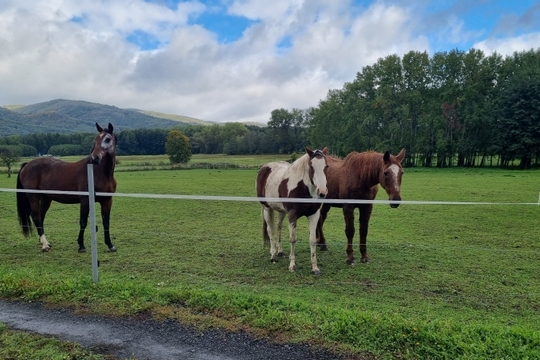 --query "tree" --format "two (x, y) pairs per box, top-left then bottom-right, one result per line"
(166, 130), (192, 164)
(0, 149), (20, 177)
